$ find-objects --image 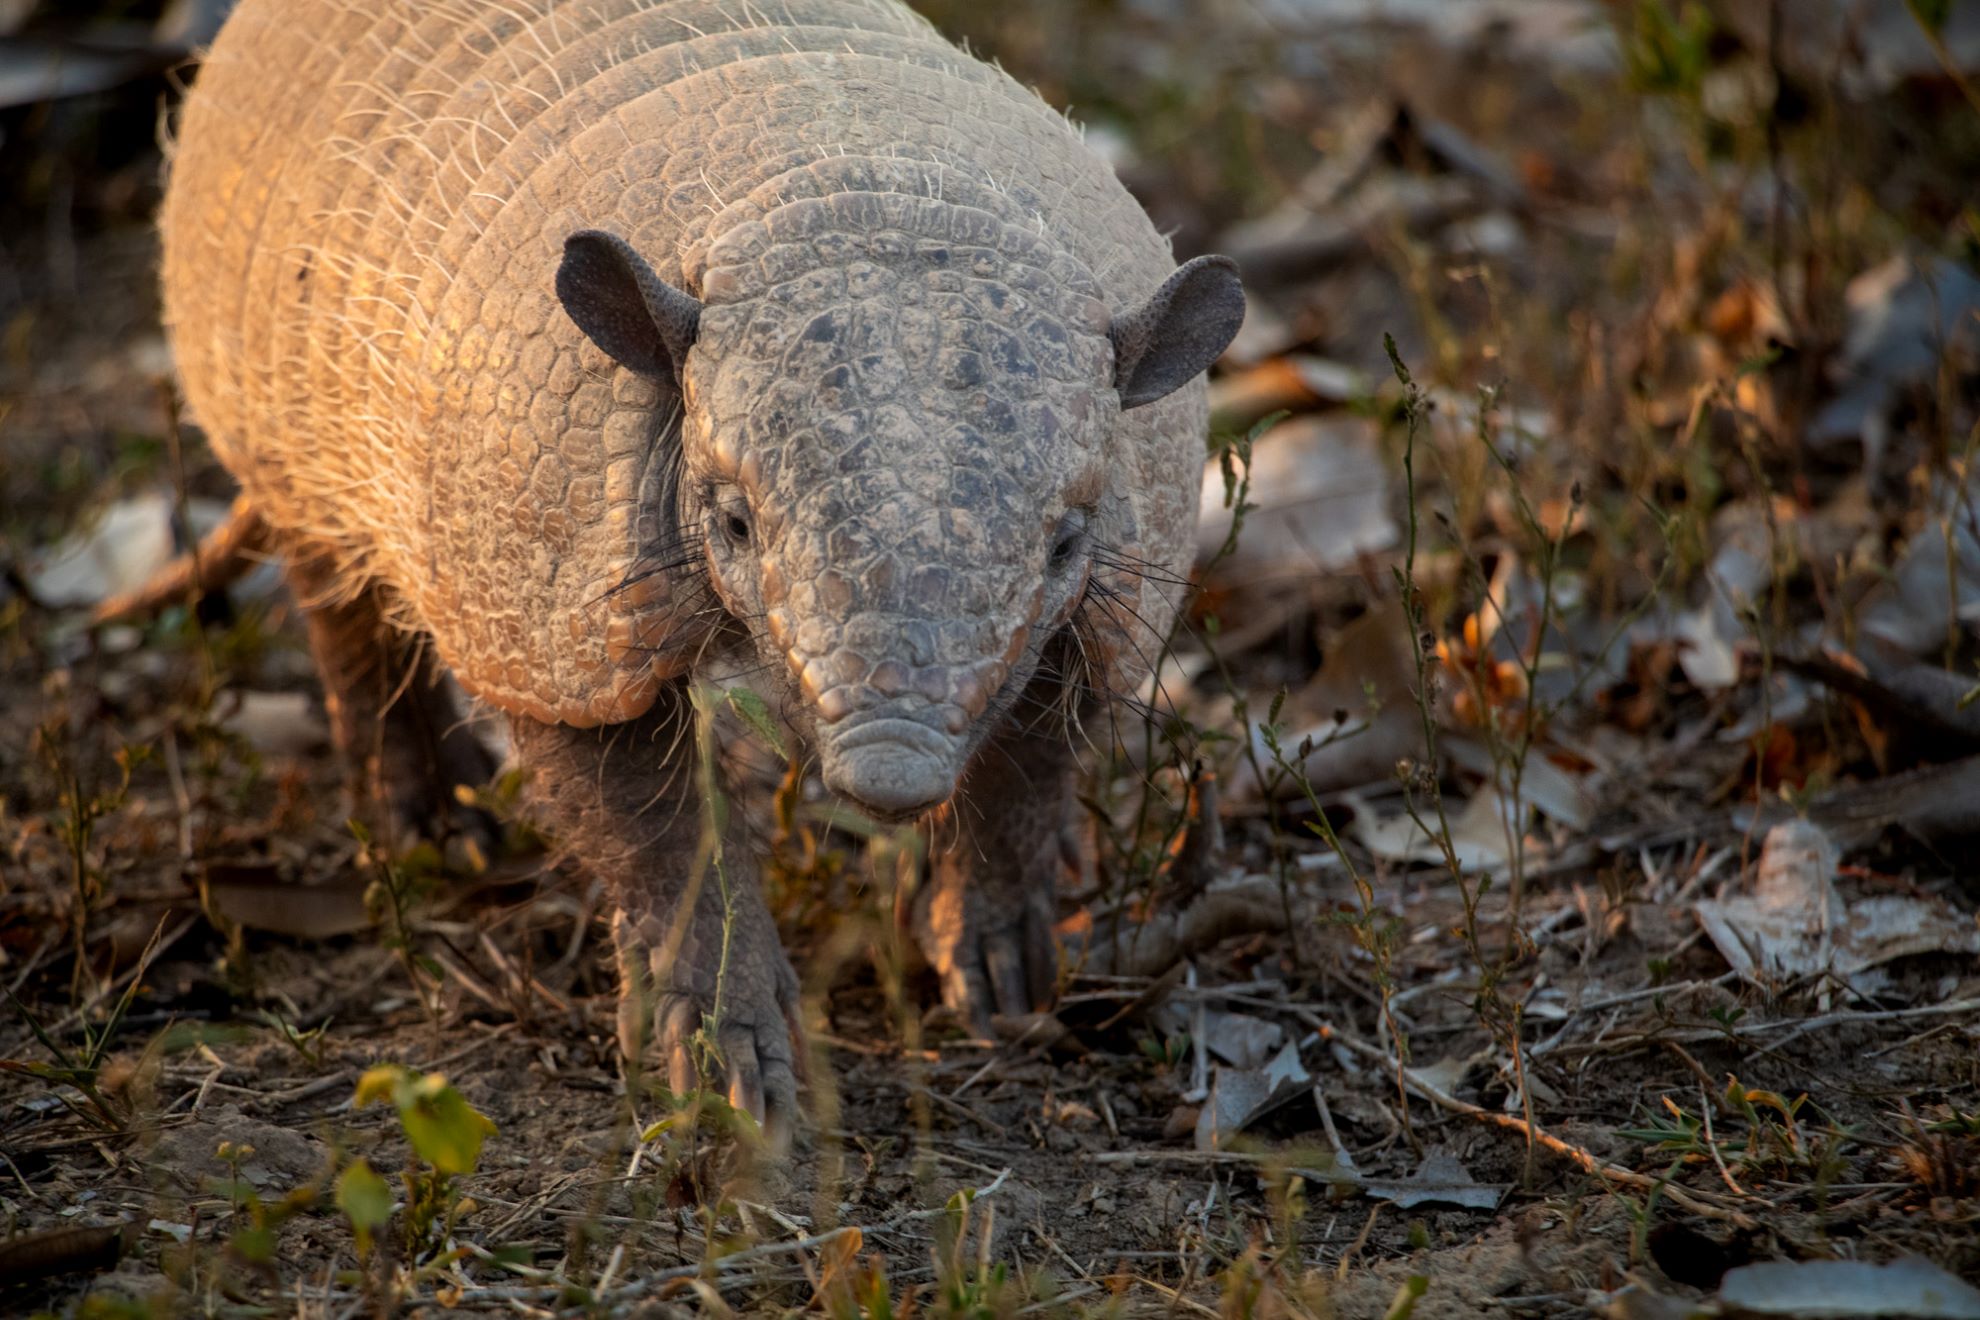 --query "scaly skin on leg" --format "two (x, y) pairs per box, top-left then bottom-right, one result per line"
(282, 549), (497, 859)
(506, 689), (801, 1137)
(915, 712), (1084, 1036)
